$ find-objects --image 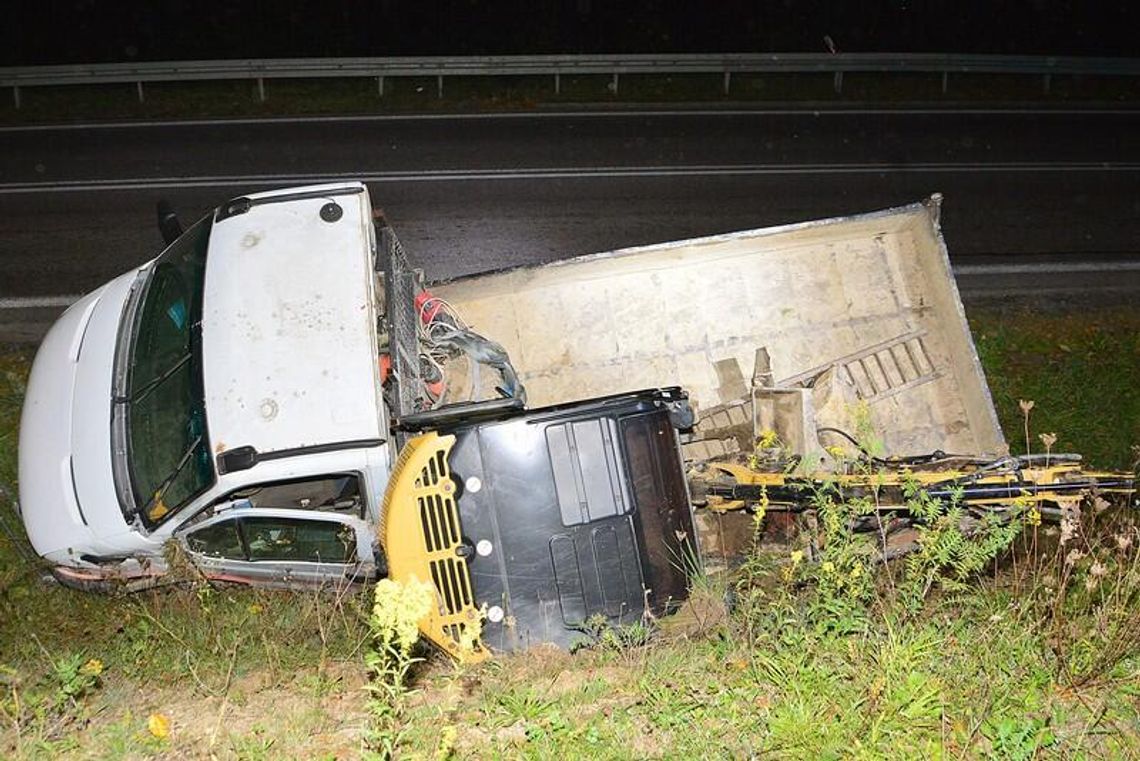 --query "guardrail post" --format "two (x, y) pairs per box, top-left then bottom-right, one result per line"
(12, 86), (19, 109)
(437, 75), (444, 98)
(723, 71), (731, 95)
(136, 81), (145, 103)
(941, 72), (948, 95)
(611, 72), (619, 94)
(554, 73), (561, 95)
(1042, 73), (1051, 94)
(377, 76), (385, 97)
(833, 71), (843, 94)
(257, 77), (266, 102)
